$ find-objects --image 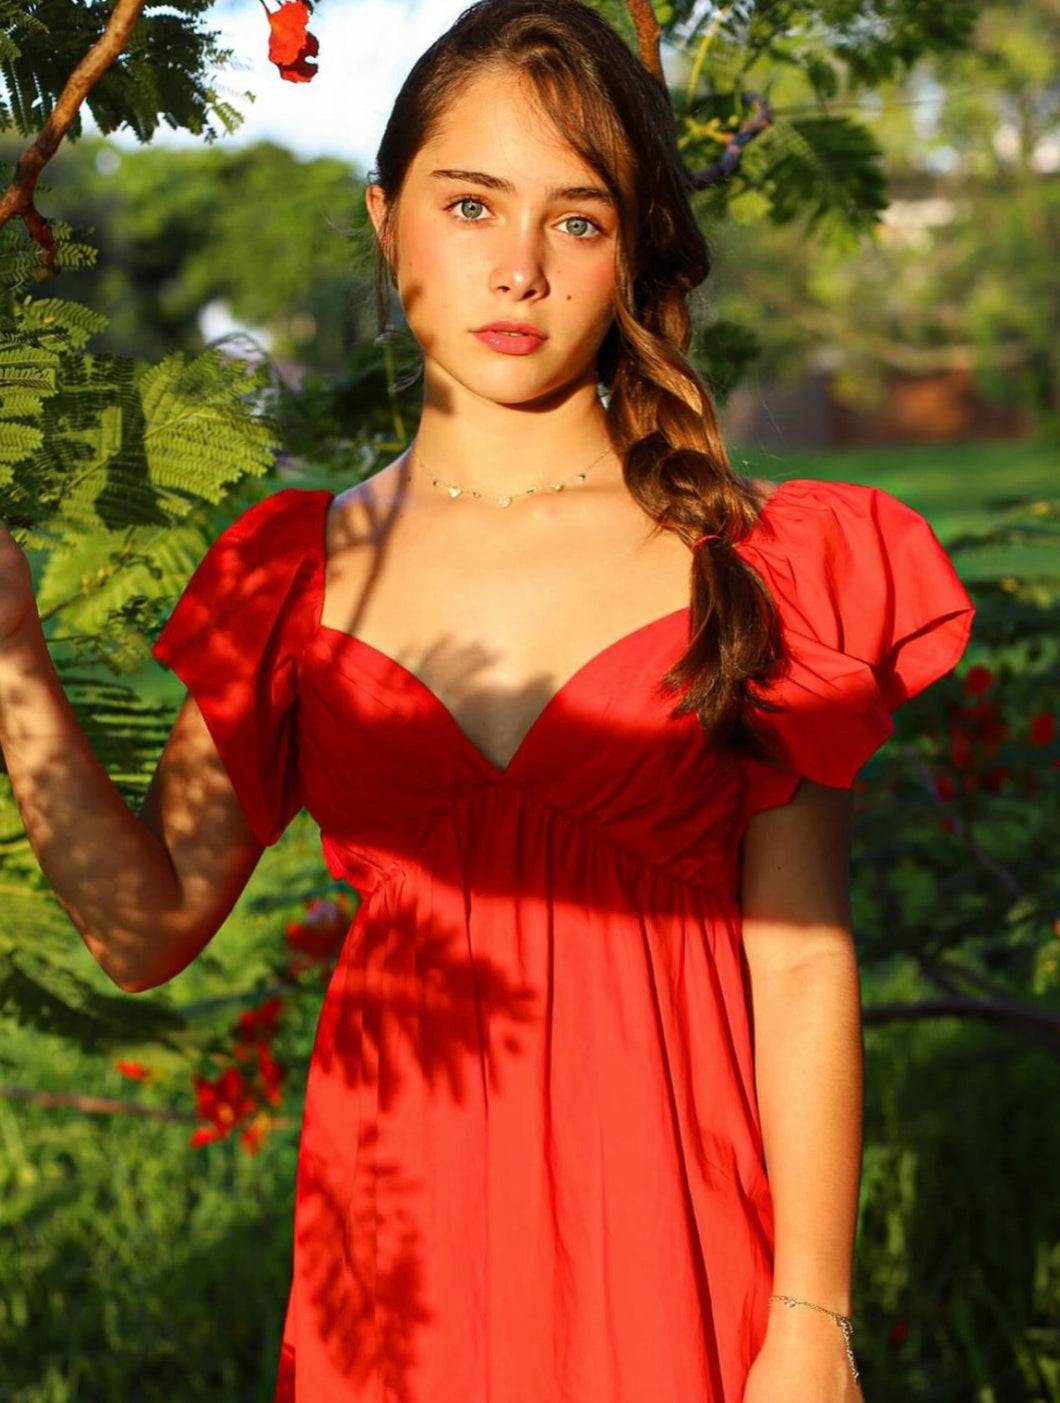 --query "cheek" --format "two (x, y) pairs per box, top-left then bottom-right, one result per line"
(396, 216), (470, 326)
